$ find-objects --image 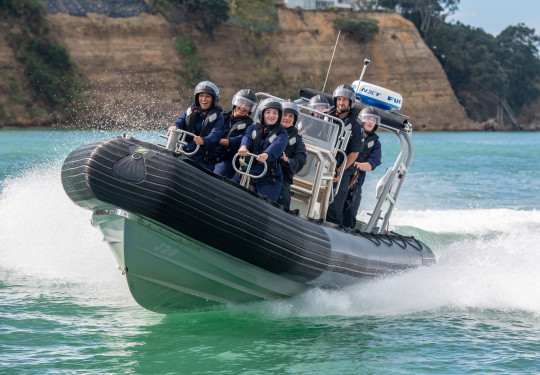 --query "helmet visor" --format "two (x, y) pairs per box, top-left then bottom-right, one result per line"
(360, 113), (380, 125)
(309, 102), (330, 111)
(333, 88), (354, 101)
(196, 81), (219, 96)
(232, 96), (256, 113)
